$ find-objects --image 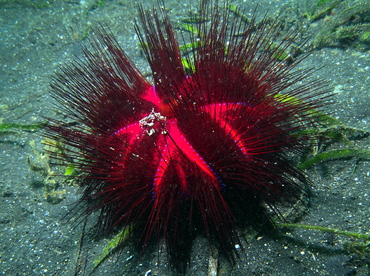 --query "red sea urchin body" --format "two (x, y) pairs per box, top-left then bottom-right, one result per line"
(45, 1), (329, 274)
